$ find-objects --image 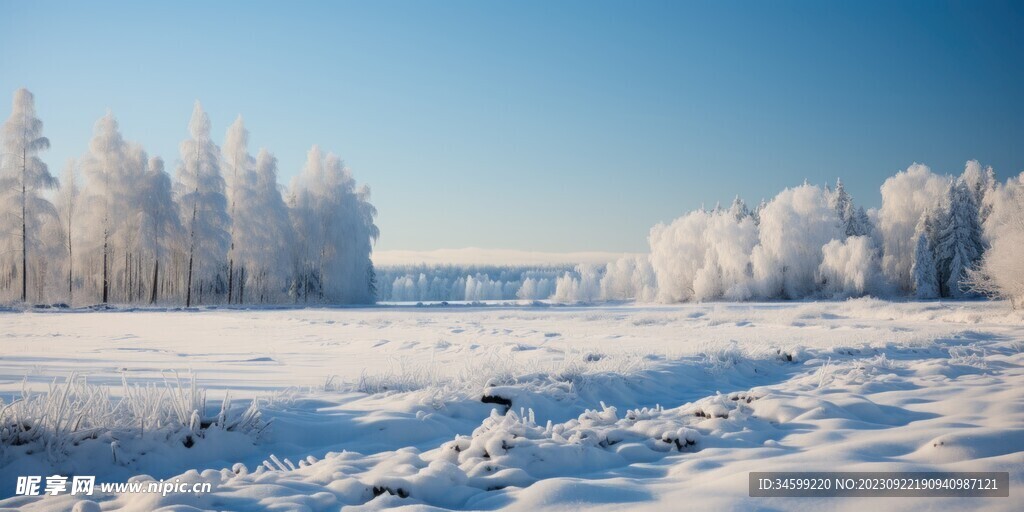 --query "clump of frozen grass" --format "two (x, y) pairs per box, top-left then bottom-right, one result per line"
(698, 341), (746, 372)
(327, 347), (651, 408)
(1007, 339), (1024, 354)
(356, 356), (446, 395)
(806, 352), (905, 389)
(813, 357), (835, 388)
(0, 372), (268, 463)
(947, 346), (988, 369)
